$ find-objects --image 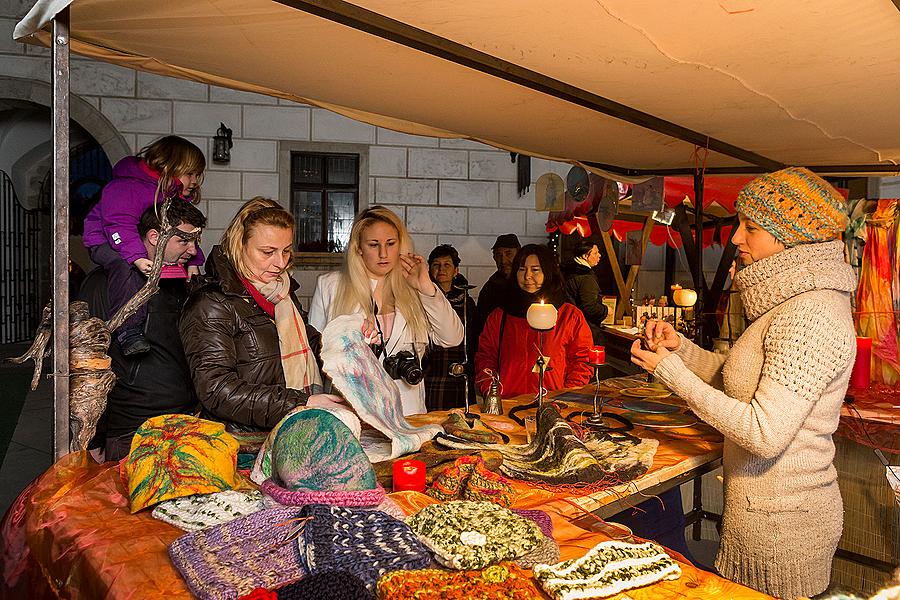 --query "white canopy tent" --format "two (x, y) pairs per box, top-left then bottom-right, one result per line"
(14, 0), (900, 455)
